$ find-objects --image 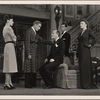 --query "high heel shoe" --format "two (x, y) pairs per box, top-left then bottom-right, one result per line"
(9, 85), (15, 89)
(3, 84), (12, 90)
